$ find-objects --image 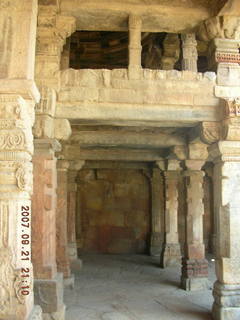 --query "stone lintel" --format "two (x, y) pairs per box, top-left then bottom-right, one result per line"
(209, 141), (240, 163)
